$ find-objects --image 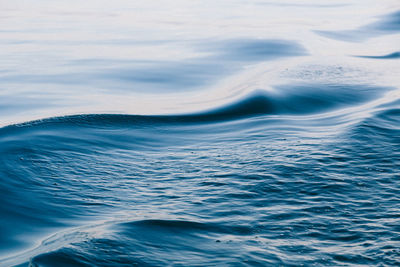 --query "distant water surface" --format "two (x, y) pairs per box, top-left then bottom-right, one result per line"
(0, 0), (399, 266)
